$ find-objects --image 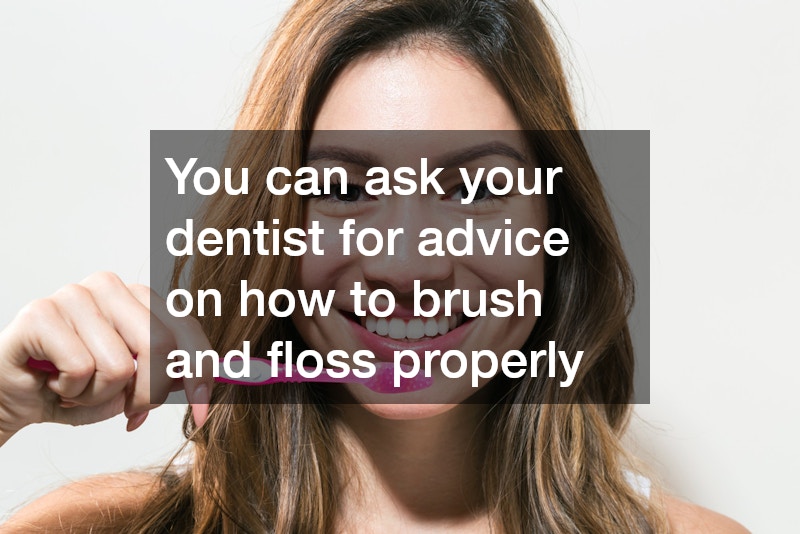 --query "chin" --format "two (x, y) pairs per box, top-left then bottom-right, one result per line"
(357, 402), (460, 420)
(339, 375), (497, 420)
